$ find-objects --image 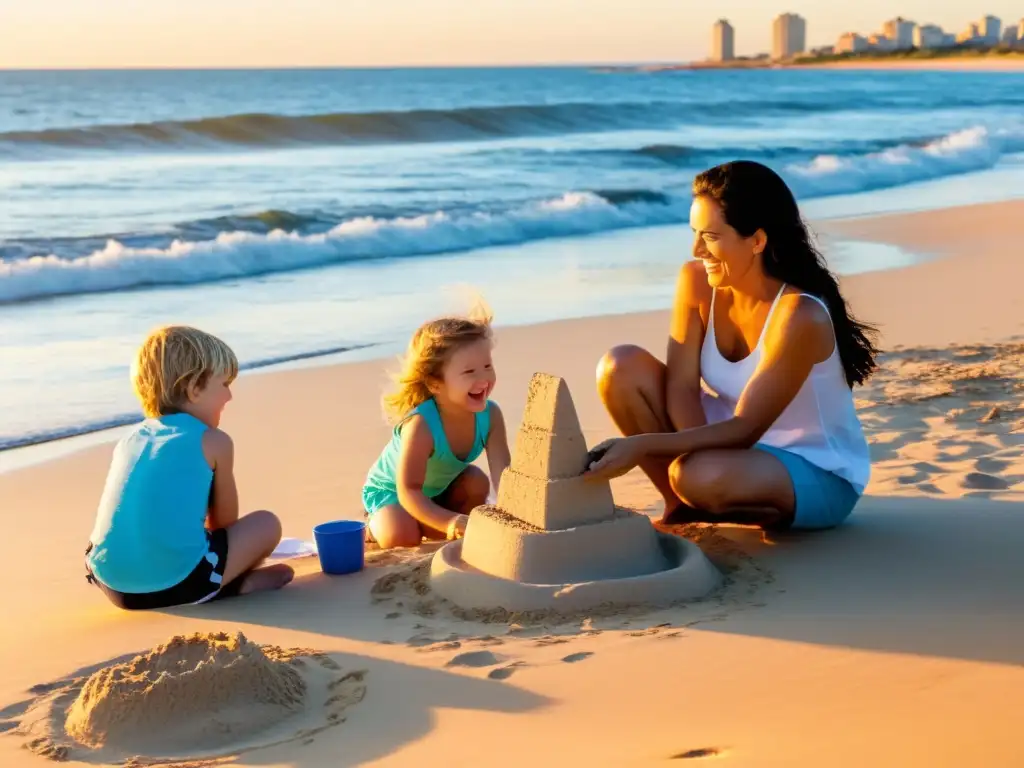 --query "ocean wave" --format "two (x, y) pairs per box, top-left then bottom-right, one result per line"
(786, 125), (1024, 197)
(0, 191), (687, 303)
(2, 96), (1003, 157)
(0, 102), (688, 156)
